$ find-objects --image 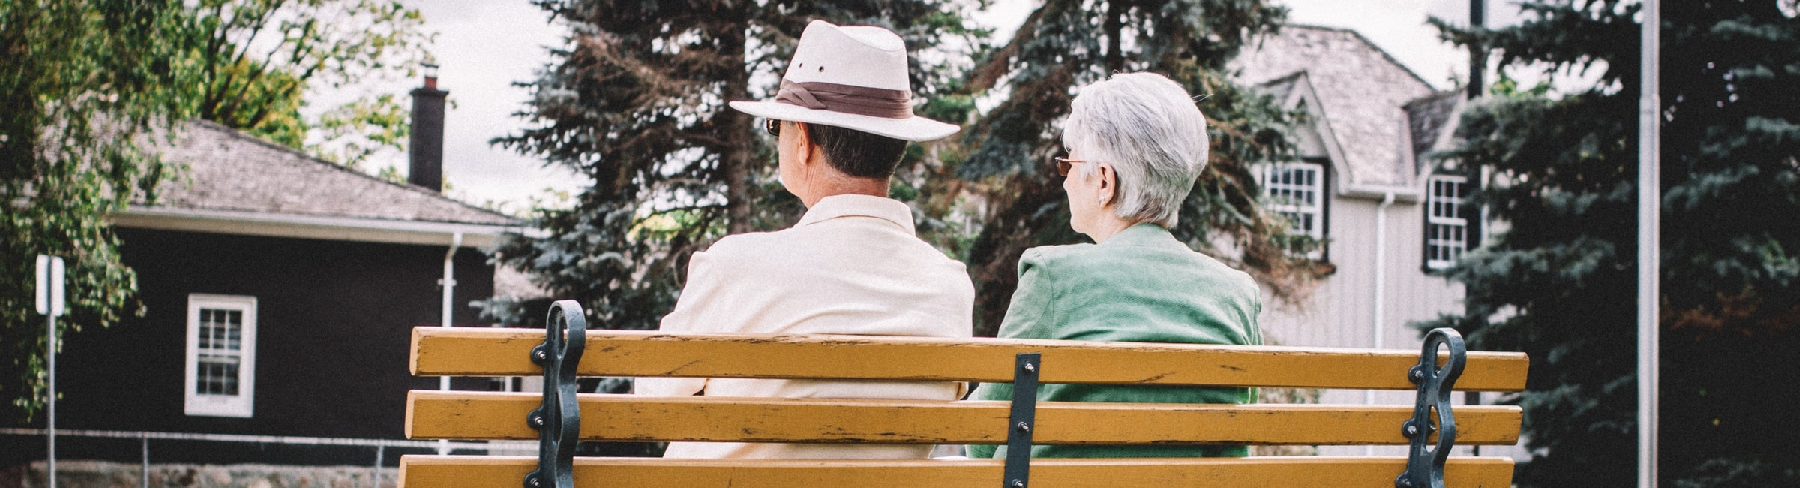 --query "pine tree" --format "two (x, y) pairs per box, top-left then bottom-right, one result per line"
(487, 1), (984, 331)
(949, 0), (1317, 334)
(1428, 1), (1800, 485)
